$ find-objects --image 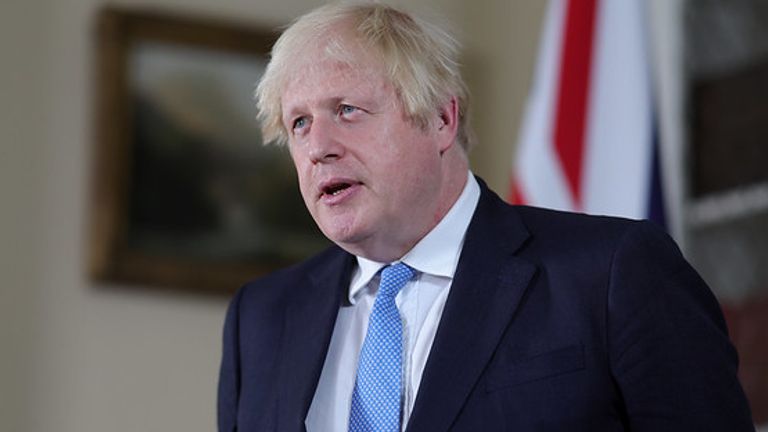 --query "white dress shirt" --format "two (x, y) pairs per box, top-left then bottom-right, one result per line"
(305, 173), (480, 432)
